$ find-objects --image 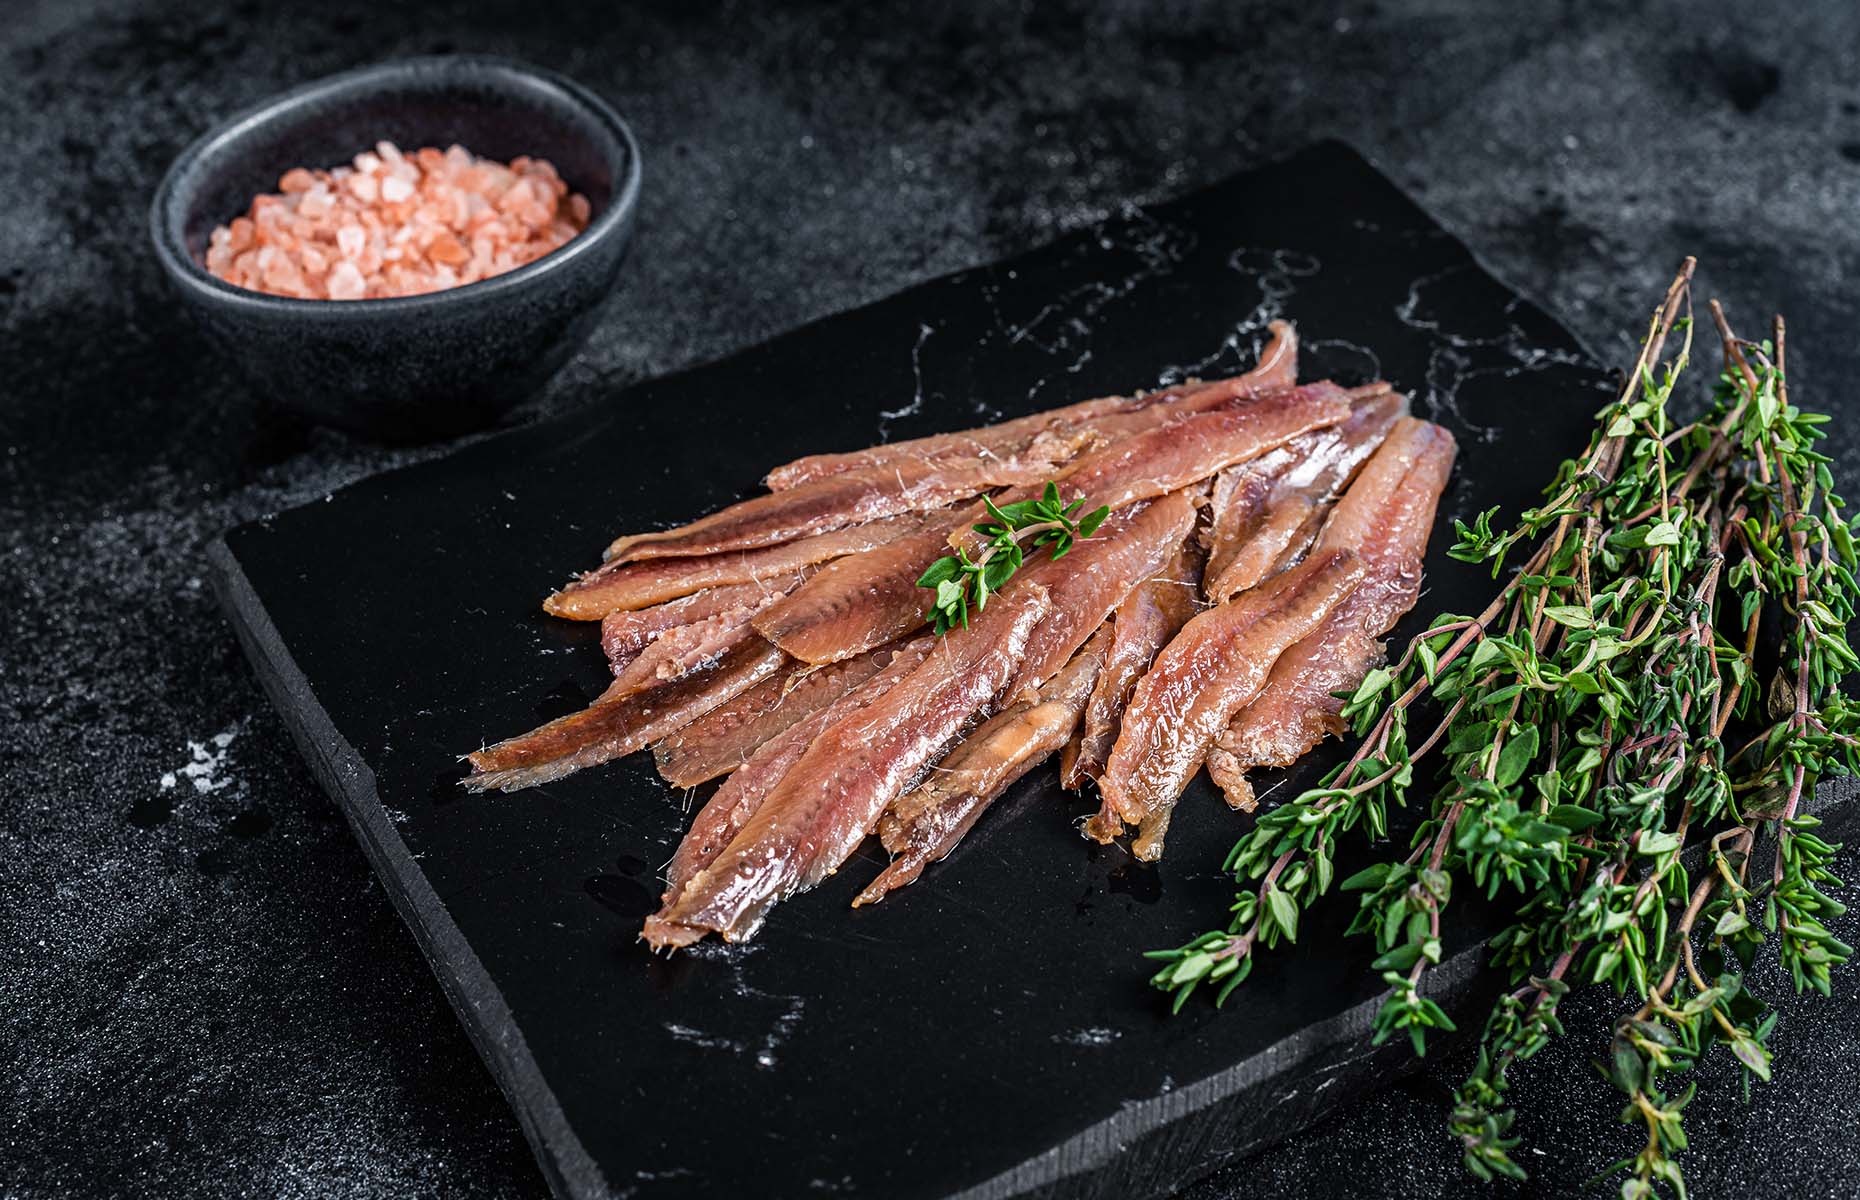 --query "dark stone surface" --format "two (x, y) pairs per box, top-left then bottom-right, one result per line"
(2, 2), (1857, 1197)
(209, 143), (1620, 1200)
